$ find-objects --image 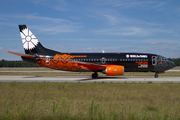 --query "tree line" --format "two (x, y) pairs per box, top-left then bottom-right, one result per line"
(168, 58), (180, 66)
(0, 58), (180, 67)
(0, 59), (39, 67)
